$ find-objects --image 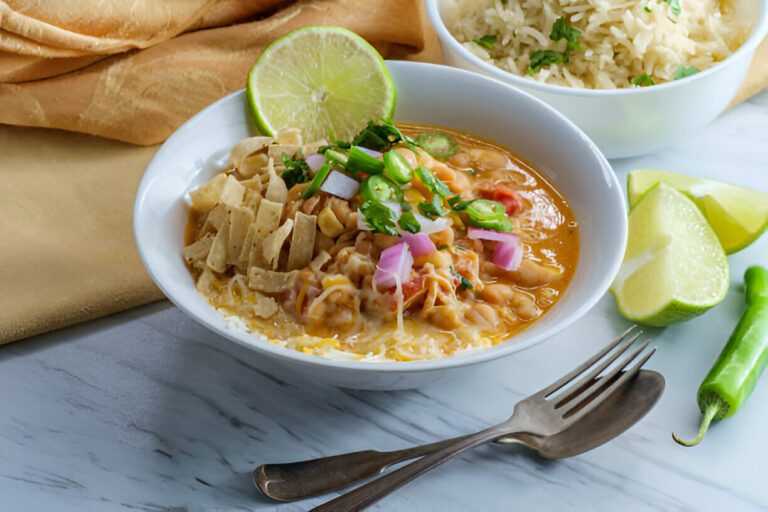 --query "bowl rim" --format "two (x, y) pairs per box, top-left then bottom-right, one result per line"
(134, 60), (627, 375)
(425, 0), (768, 97)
